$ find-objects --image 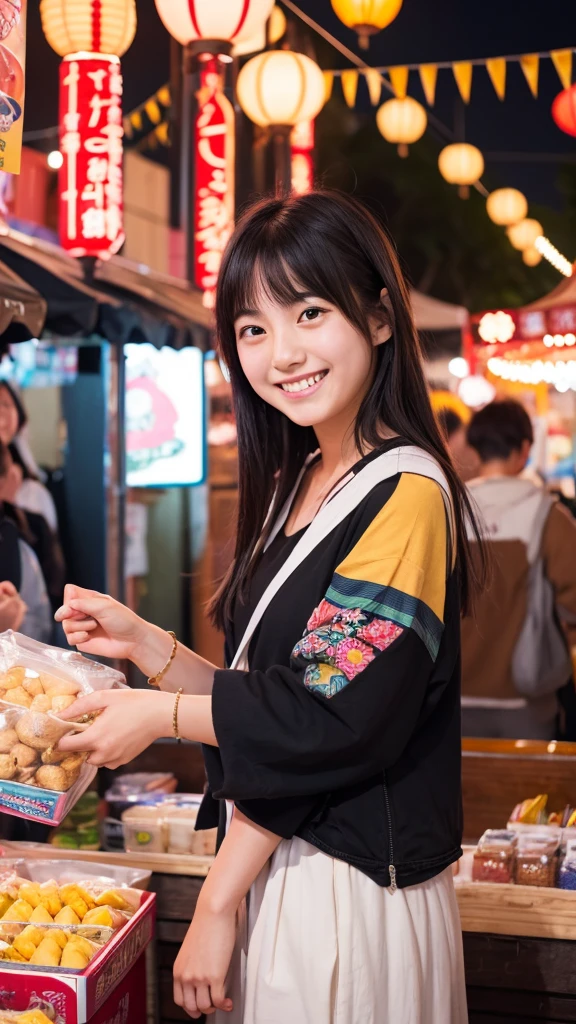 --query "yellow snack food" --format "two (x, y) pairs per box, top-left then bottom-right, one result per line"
(82, 906), (113, 927)
(38, 882), (62, 917)
(60, 943), (90, 969)
(59, 880), (89, 921)
(12, 743), (38, 768)
(22, 677), (44, 698)
(2, 899), (32, 922)
(50, 928), (68, 949)
(54, 905), (81, 926)
(65, 934), (97, 959)
(6, 687), (32, 708)
(18, 882), (41, 908)
(29, 935), (62, 966)
(0, 727), (18, 752)
(12, 933), (37, 960)
(16, 1012), (55, 1024)
(0, 667), (26, 690)
(29, 695), (52, 714)
(0, 895), (14, 918)
(0, 753), (17, 780)
(35, 765), (68, 791)
(40, 674), (80, 697)
(29, 904), (53, 924)
(50, 695), (77, 713)
(18, 923), (44, 946)
(94, 889), (130, 911)
(0, 945), (26, 961)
